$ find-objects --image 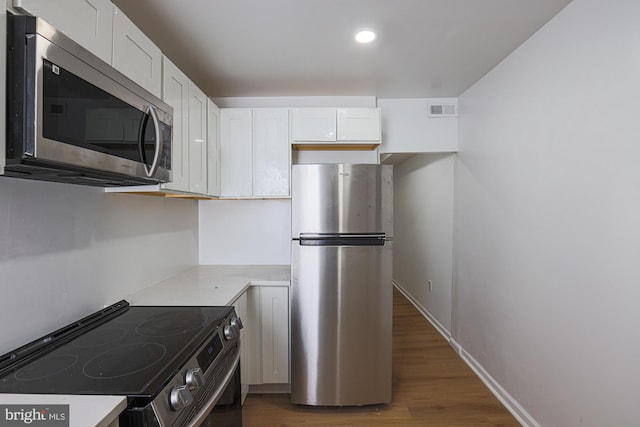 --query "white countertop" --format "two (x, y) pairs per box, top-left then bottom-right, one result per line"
(1, 265), (290, 427)
(126, 264), (290, 306)
(0, 394), (126, 427)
